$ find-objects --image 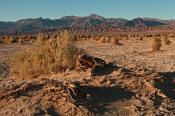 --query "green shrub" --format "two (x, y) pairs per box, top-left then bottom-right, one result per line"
(9, 30), (81, 78)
